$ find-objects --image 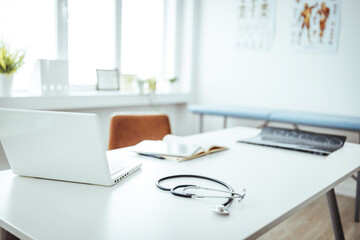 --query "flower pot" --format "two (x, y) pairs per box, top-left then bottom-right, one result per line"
(169, 81), (179, 93)
(148, 81), (156, 93)
(0, 74), (14, 97)
(137, 80), (146, 95)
